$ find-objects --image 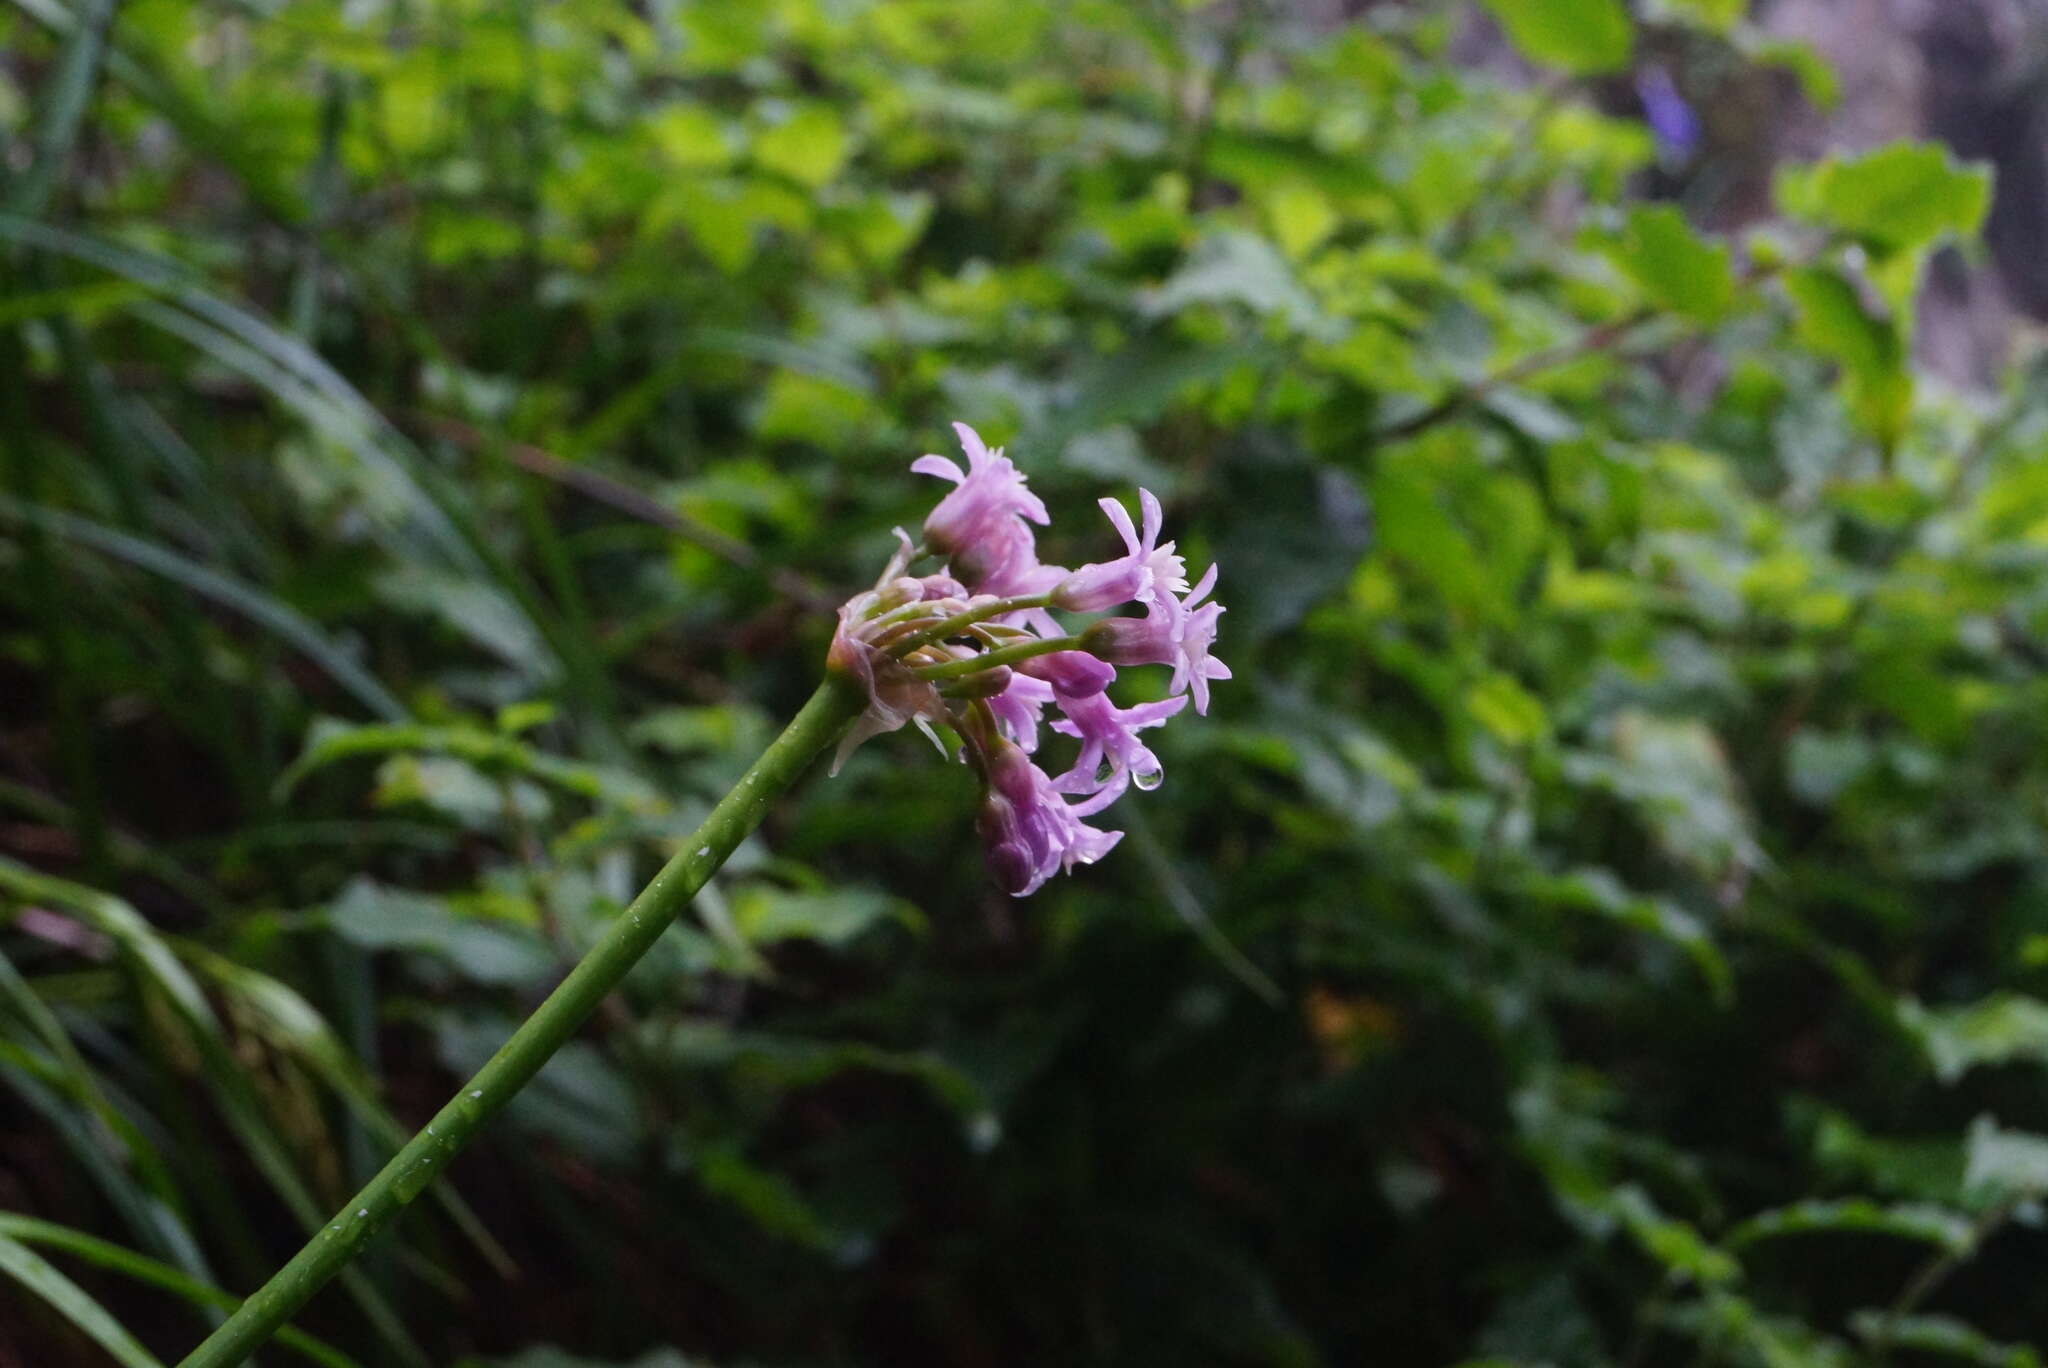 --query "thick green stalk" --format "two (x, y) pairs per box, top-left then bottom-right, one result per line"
(177, 676), (864, 1368)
